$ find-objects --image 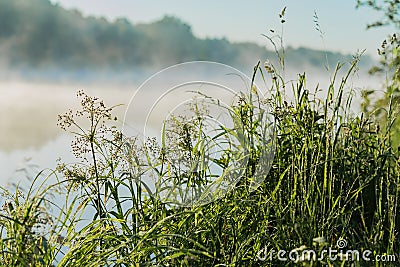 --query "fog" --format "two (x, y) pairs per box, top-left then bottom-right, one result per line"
(0, 65), (384, 188)
(1, 0), (387, 188)
(0, 80), (133, 186)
